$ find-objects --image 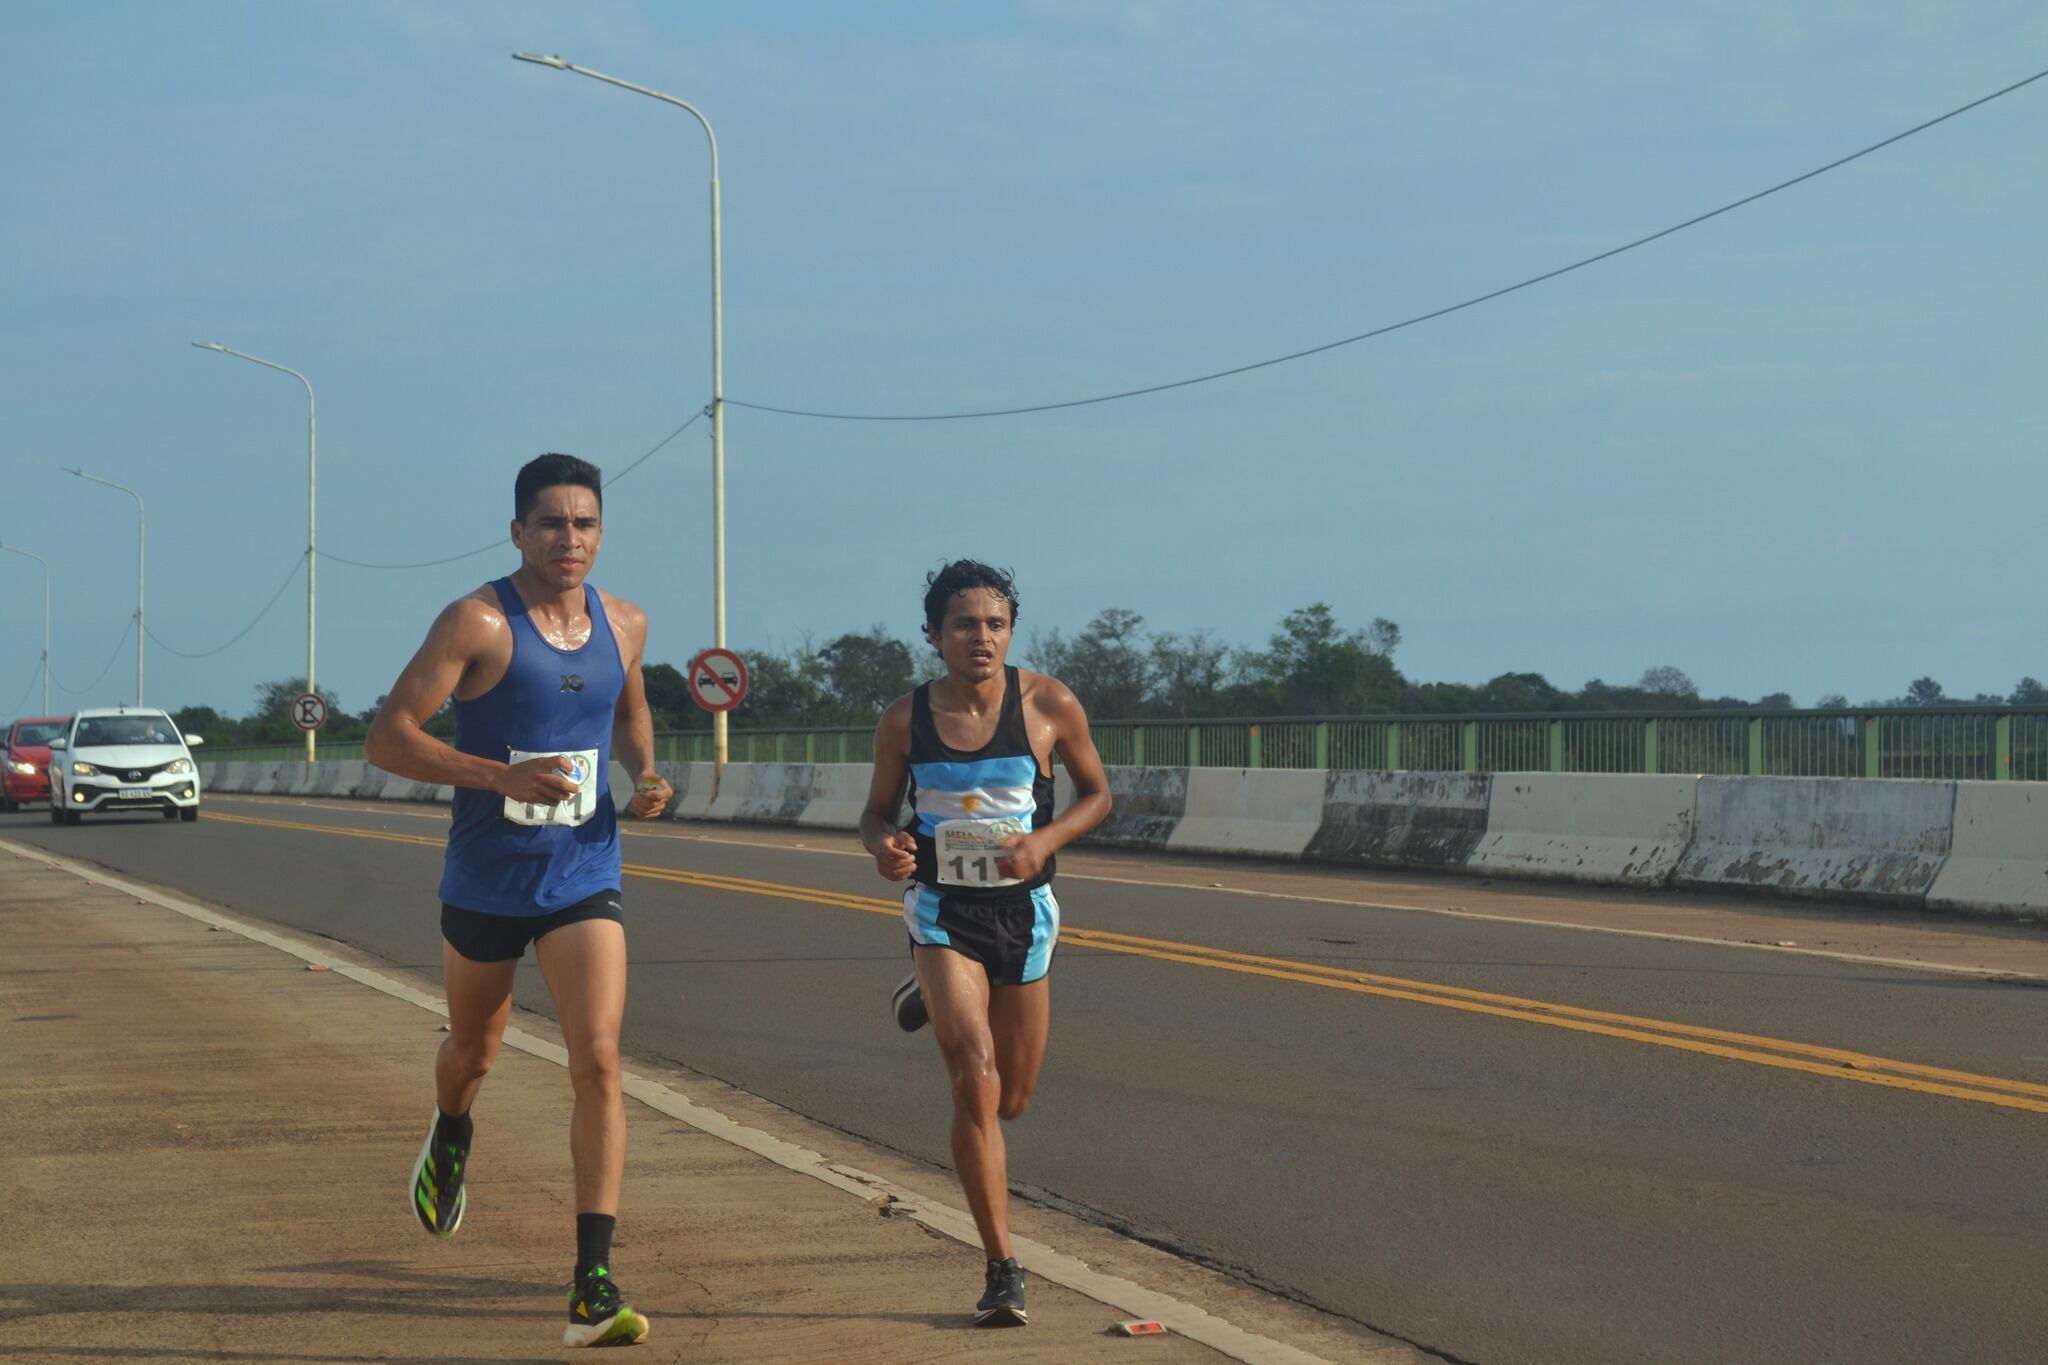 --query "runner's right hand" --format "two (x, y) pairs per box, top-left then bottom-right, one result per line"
(870, 830), (918, 881)
(496, 753), (580, 804)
